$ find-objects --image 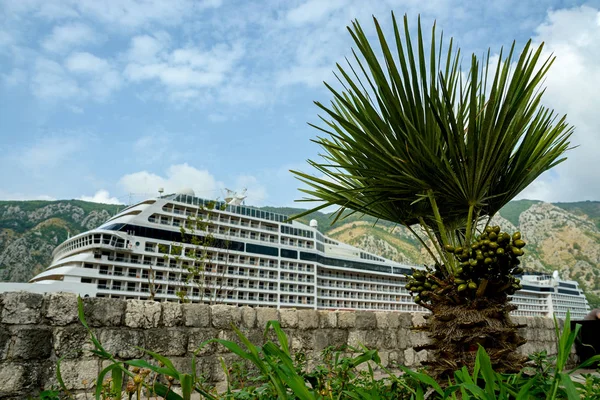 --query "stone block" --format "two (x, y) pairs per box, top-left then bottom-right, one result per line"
(355, 311), (377, 330)
(408, 331), (431, 348)
(318, 310), (337, 328)
(0, 325), (10, 360)
(187, 328), (218, 356)
(240, 306), (256, 328)
(162, 302), (183, 327)
(8, 327), (52, 360)
(45, 292), (78, 326)
(145, 328), (188, 356)
(53, 325), (93, 358)
(511, 316), (528, 327)
(255, 307), (278, 328)
(98, 328), (145, 359)
(361, 330), (390, 350)
(1, 292), (44, 324)
(386, 313), (400, 329)
(397, 328), (410, 349)
(297, 310), (318, 329)
(347, 330), (366, 348)
(398, 313), (412, 328)
(211, 305), (241, 329)
(543, 318), (556, 330)
(124, 300), (161, 328)
(183, 304), (210, 327)
(411, 313), (428, 328)
(279, 309), (298, 328)
(403, 348), (428, 368)
(314, 329), (348, 351)
(0, 362), (27, 396)
(337, 311), (356, 328)
(83, 298), (125, 326)
(46, 359), (98, 390)
(290, 329), (314, 351)
(374, 312), (388, 329)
